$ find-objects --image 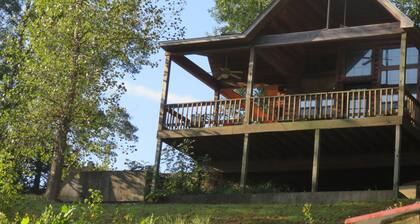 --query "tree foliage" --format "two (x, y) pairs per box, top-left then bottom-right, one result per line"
(392, 0), (420, 25)
(211, 0), (420, 34)
(210, 0), (271, 34)
(0, 0), (185, 202)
